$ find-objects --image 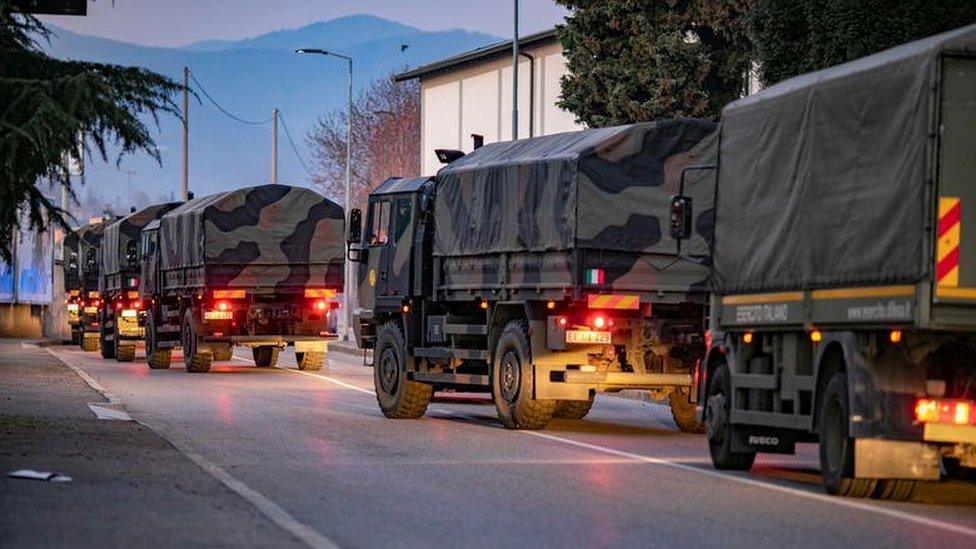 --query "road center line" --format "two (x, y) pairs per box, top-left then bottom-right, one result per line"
(48, 348), (342, 549)
(292, 363), (976, 539)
